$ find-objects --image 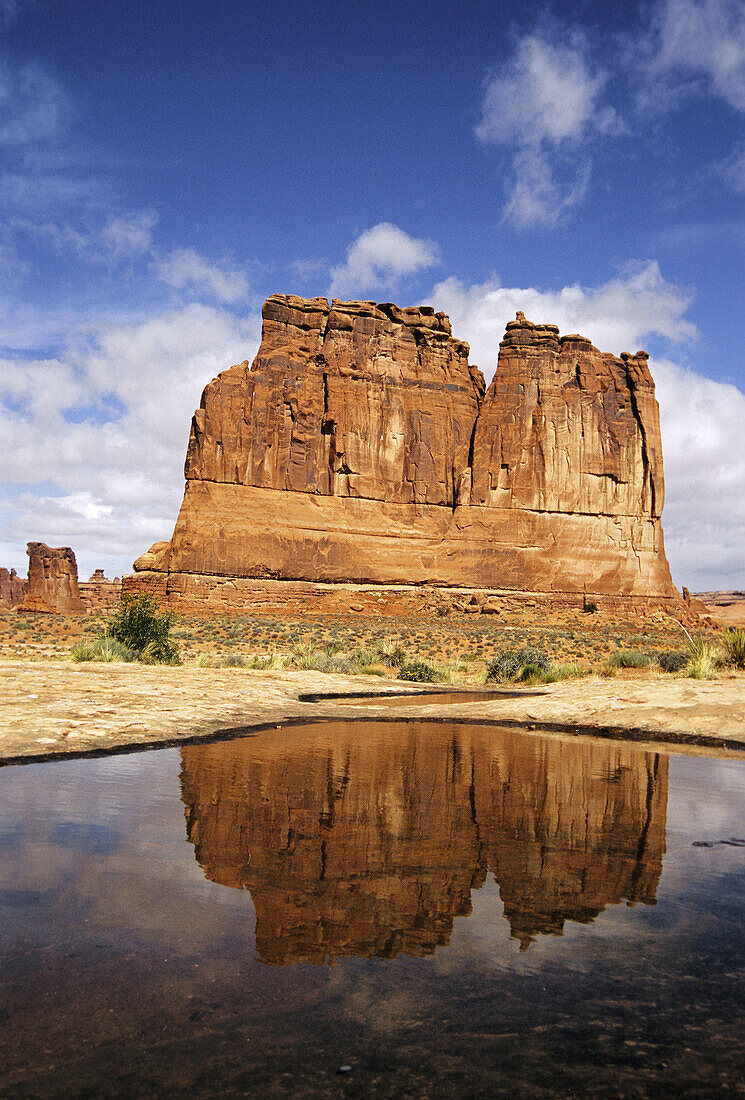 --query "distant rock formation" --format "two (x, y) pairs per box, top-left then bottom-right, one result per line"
(180, 722), (668, 963)
(129, 295), (679, 611)
(0, 544), (120, 614)
(78, 569), (122, 614)
(0, 568), (24, 609)
(14, 543), (84, 613)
